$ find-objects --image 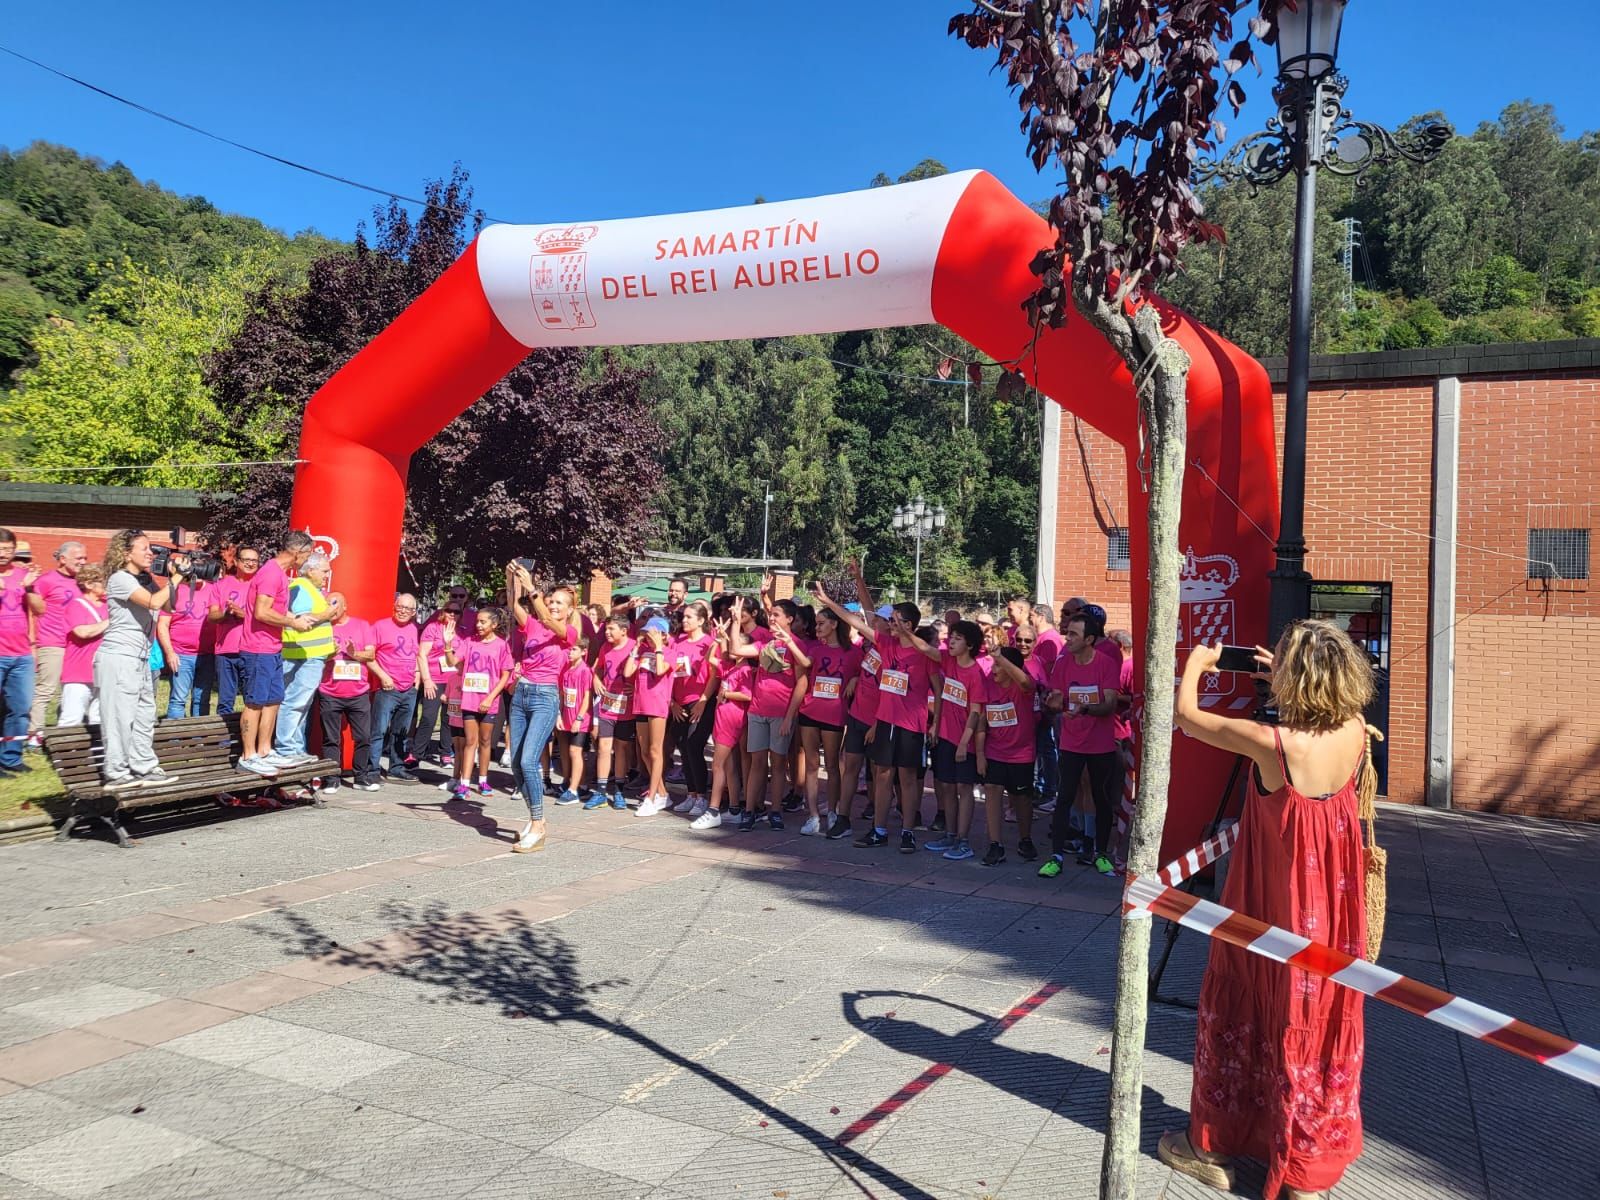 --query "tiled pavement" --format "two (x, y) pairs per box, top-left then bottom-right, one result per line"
(0, 773), (1596, 1199)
